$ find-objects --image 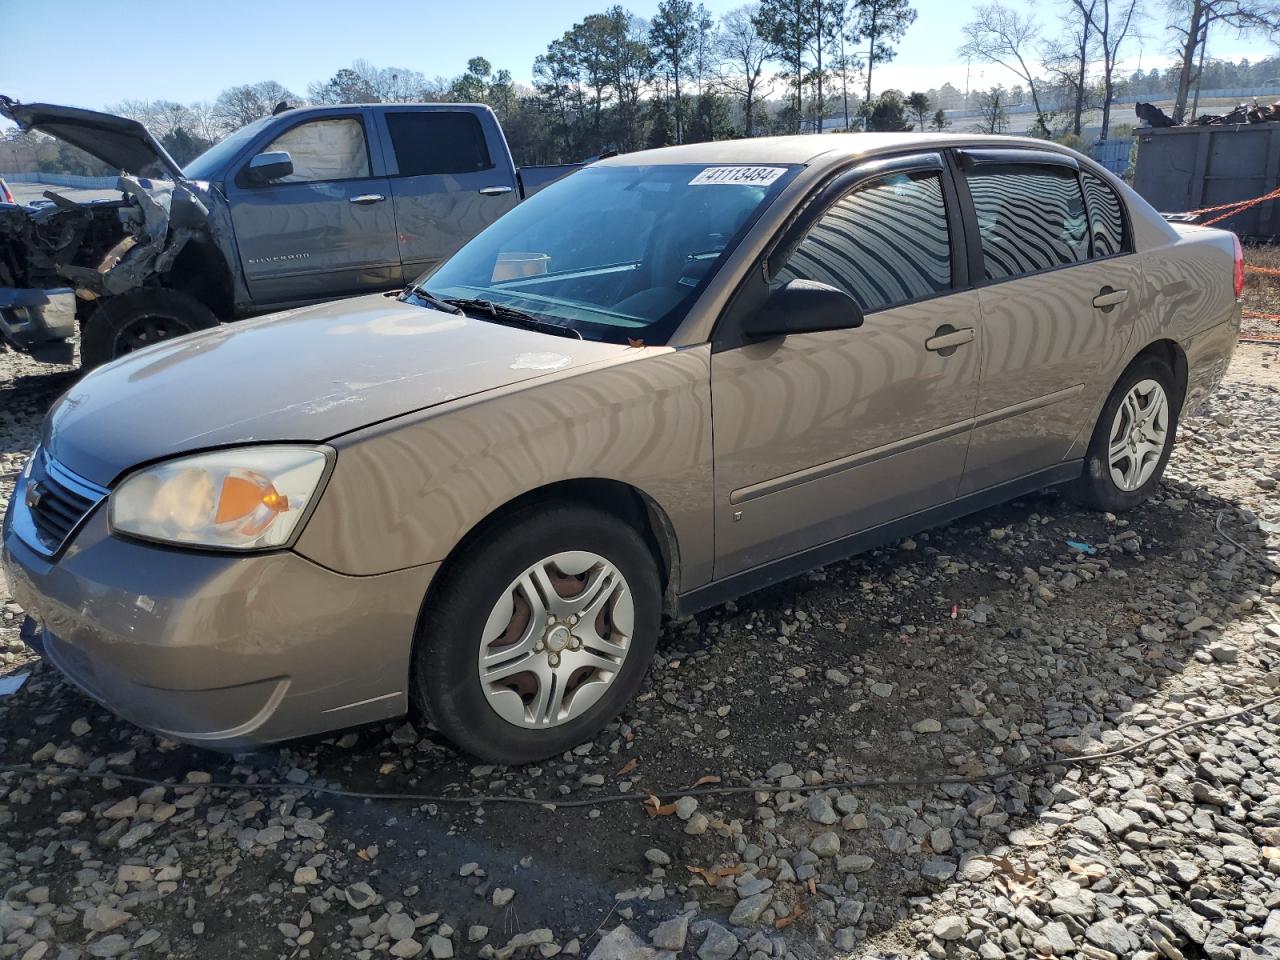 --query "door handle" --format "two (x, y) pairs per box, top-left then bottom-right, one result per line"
(349, 194), (386, 205)
(1092, 286), (1129, 311)
(925, 325), (975, 354)
(478, 185), (514, 196)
